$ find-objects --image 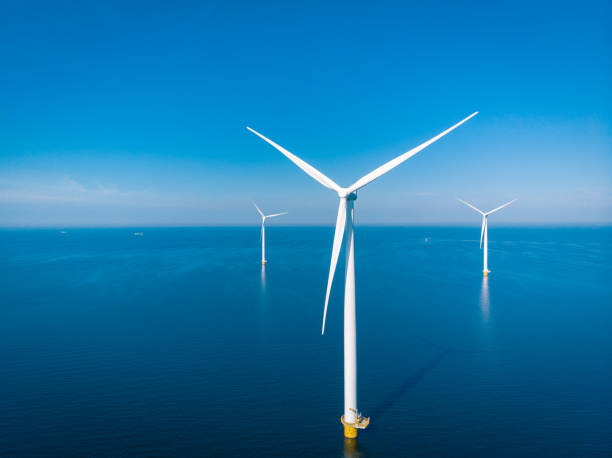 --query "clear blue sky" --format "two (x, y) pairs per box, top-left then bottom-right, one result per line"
(0, 0), (609, 226)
